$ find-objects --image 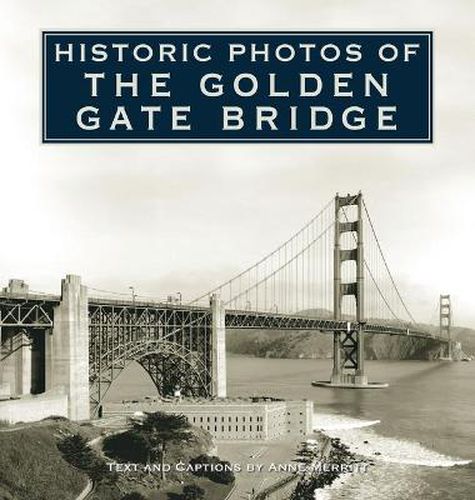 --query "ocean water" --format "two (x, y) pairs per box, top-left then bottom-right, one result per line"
(106, 356), (475, 499)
